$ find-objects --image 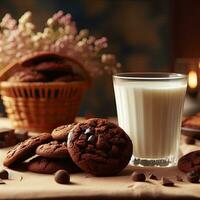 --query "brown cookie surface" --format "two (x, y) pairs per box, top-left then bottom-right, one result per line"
(67, 118), (133, 176)
(8, 70), (47, 82)
(52, 124), (76, 141)
(178, 150), (200, 173)
(36, 141), (69, 159)
(27, 156), (81, 174)
(3, 133), (52, 167)
(53, 74), (83, 82)
(34, 62), (72, 73)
